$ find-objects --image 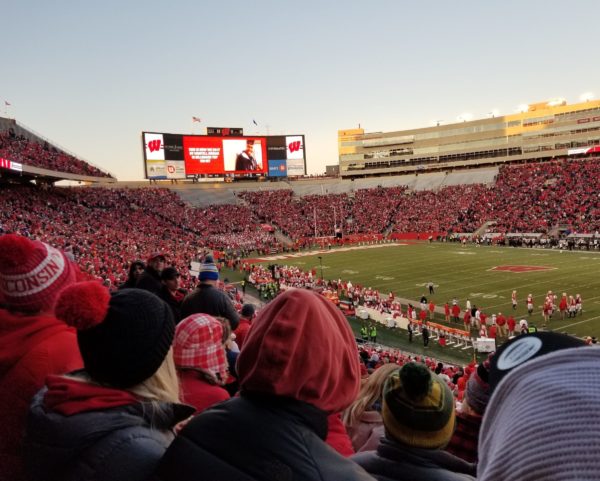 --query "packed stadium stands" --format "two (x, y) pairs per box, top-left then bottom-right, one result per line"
(0, 130), (112, 178)
(0, 185), (279, 289)
(239, 158), (599, 237)
(3, 121), (600, 481)
(2, 157), (599, 288)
